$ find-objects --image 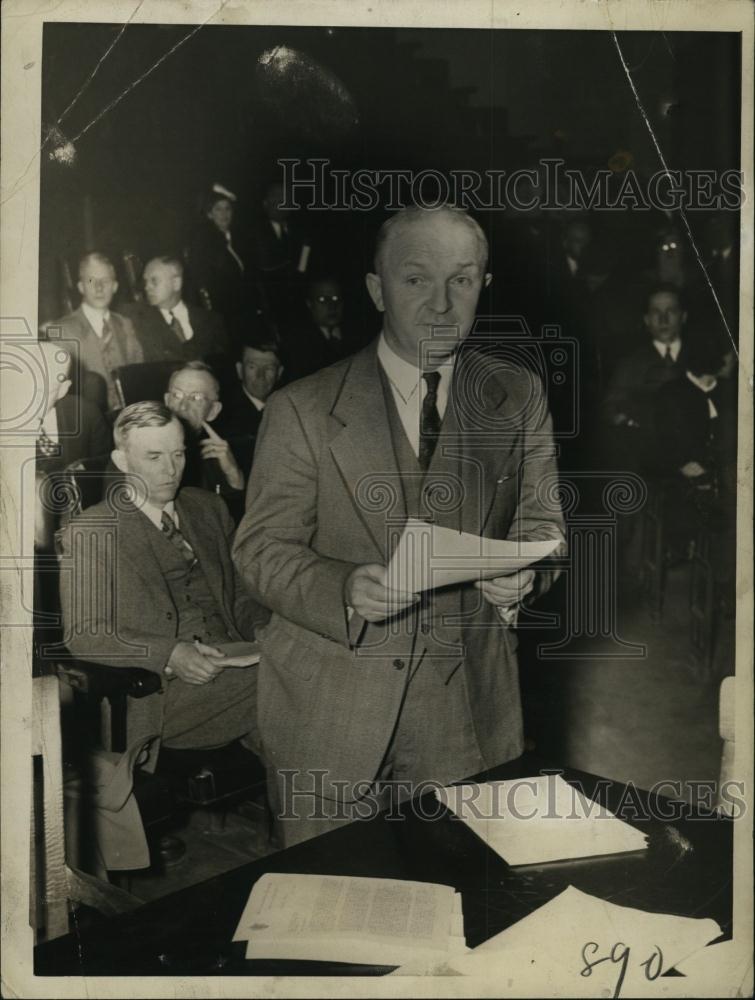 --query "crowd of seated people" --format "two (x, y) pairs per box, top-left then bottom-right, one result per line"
(32, 191), (739, 886)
